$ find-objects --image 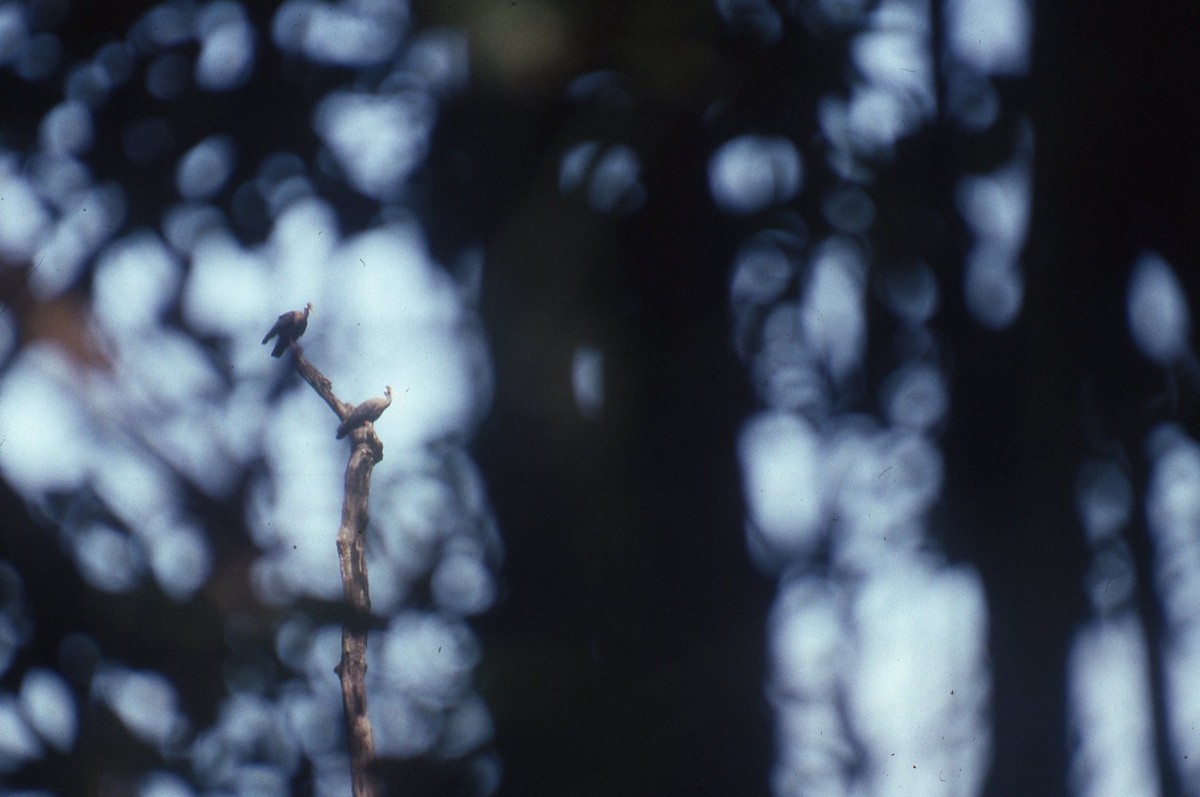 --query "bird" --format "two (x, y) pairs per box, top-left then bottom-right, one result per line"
(262, 303), (313, 357)
(336, 386), (393, 439)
